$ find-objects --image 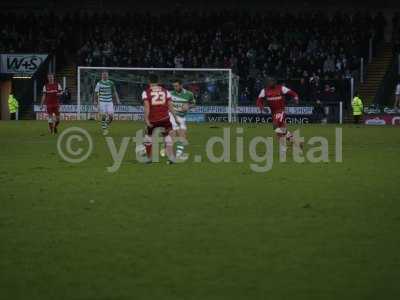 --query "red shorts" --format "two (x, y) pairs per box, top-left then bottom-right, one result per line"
(147, 119), (172, 136)
(272, 112), (286, 129)
(47, 105), (60, 116)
